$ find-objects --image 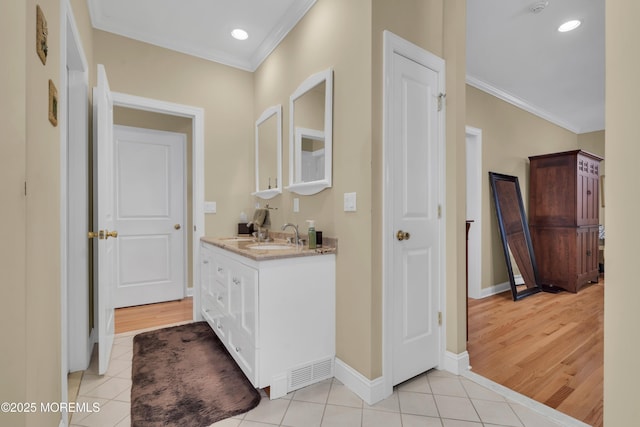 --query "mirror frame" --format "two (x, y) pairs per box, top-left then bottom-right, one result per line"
(252, 105), (282, 200)
(286, 68), (333, 195)
(489, 172), (542, 301)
